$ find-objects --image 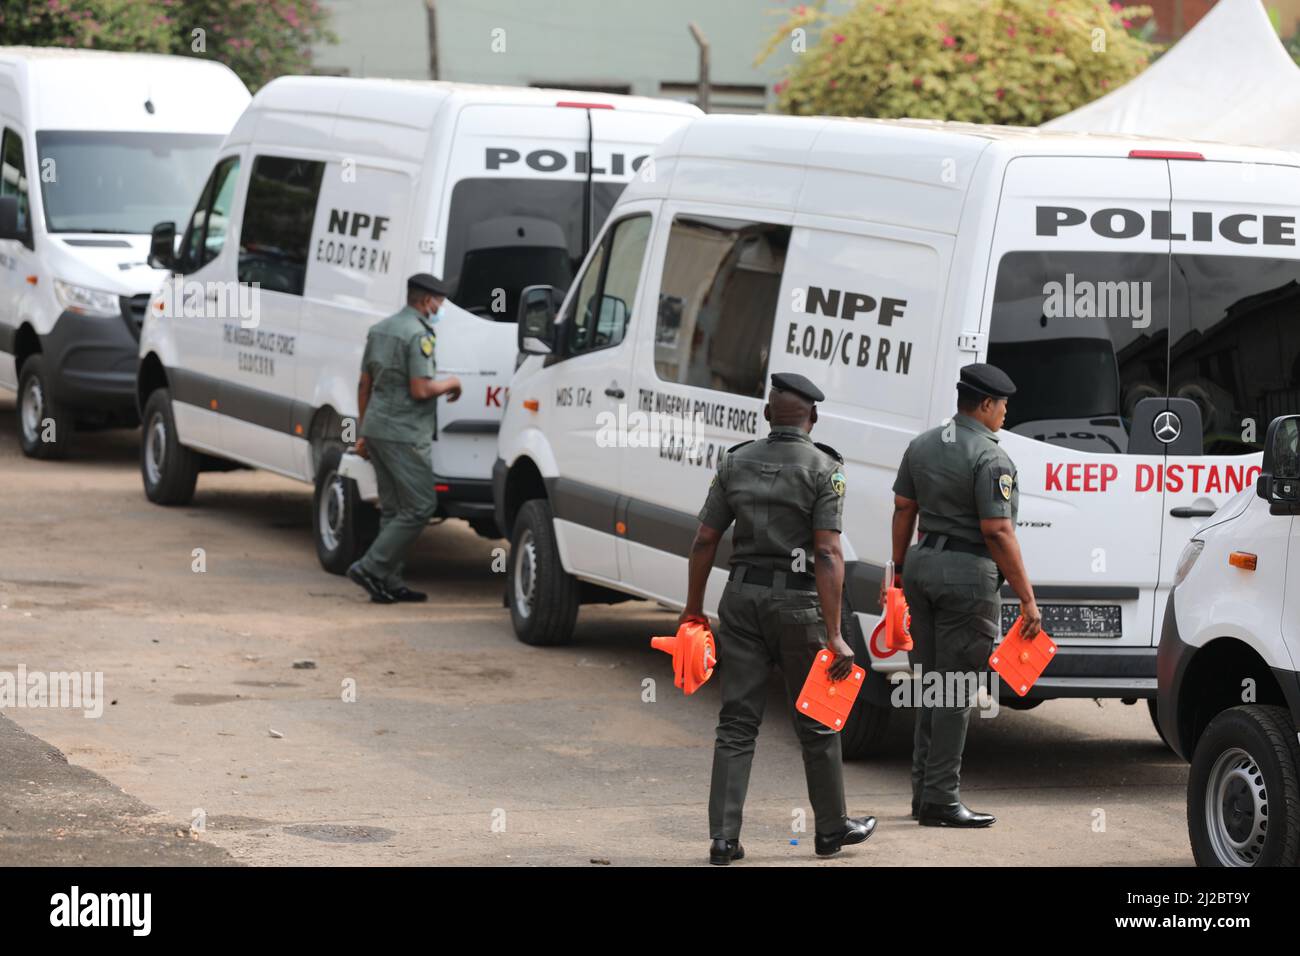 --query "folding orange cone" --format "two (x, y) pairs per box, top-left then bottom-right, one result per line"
(651, 618), (717, 695)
